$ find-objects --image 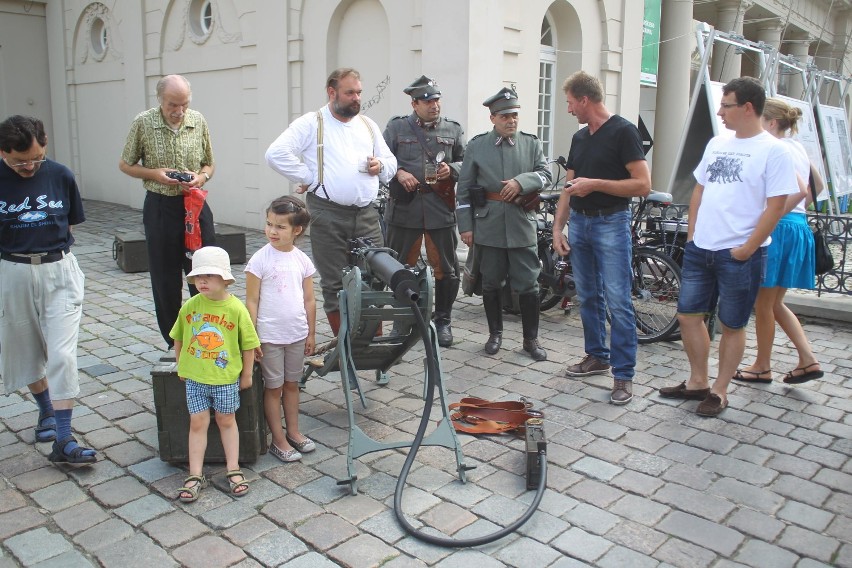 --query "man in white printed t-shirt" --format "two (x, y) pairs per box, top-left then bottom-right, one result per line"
(658, 76), (798, 417)
(265, 68), (397, 336)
